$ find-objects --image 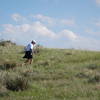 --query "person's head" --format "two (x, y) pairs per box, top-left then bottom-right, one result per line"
(31, 40), (36, 45)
